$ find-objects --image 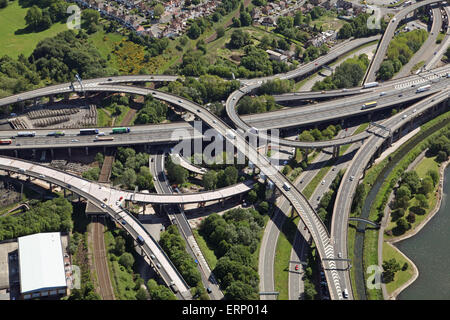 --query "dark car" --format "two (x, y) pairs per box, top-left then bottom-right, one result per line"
(206, 287), (212, 294)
